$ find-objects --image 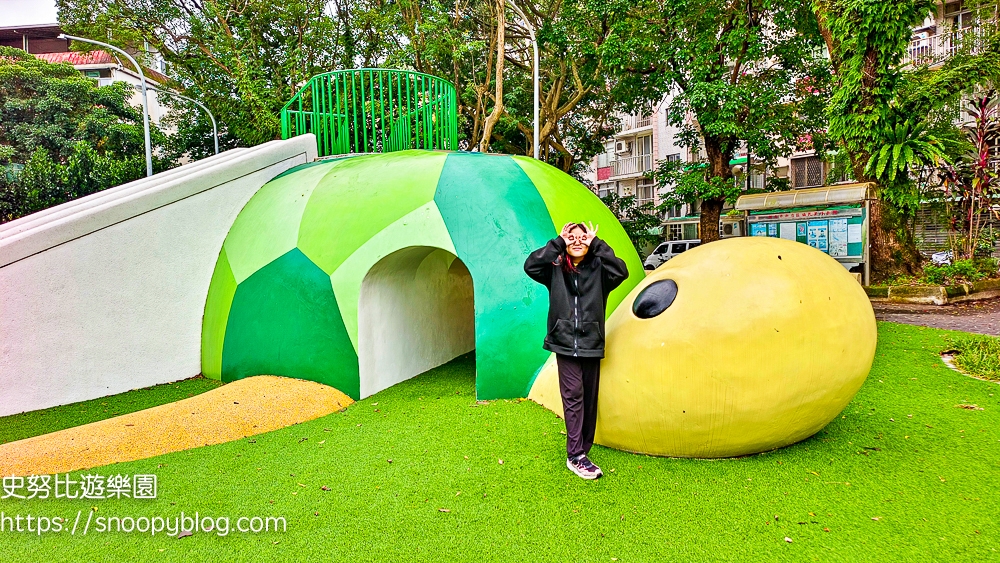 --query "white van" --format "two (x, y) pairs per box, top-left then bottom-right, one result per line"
(644, 239), (701, 270)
